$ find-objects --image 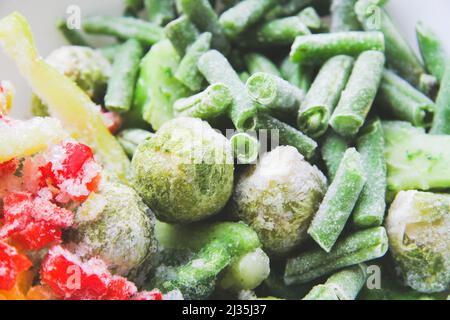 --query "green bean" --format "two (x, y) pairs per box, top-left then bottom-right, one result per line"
(230, 132), (260, 164)
(280, 57), (313, 92)
(164, 15), (200, 56)
(105, 39), (143, 113)
(355, 0), (428, 89)
(244, 53), (280, 77)
(298, 7), (322, 32)
(246, 72), (304, 116)
(284, 227), (388, 285)
(145, 0), (175, 26)
(298, 55), (354, 138)
(330, 0), (361, 32)
(99, 44), (122, 62)
(255, 113), (317, 160)
(416, 21), (448, 82)
(173, 83), (232, 119)
(219, 0), (276, 39)
(290, 31), (385, 64)
(377, 70), (435, 128)
(239, 71), (251, 83)
(82, 16), (164, 46)
(330, 50), (385, 138)
(179, 0), (230, 54)
(117, 128), (154, 157)
(124, 0), (144, 14)
(308, 148), (366, 252)
(353, 119), (386, 228)
(303, 264), (367, 300)
(265, 0), (314, 20)
(56, 18), (90, 46)
(430, 60), (450, 135)
(320, 130), (350, 181)
(198, 50), (258, 131)
(175, 32), (212, 91)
